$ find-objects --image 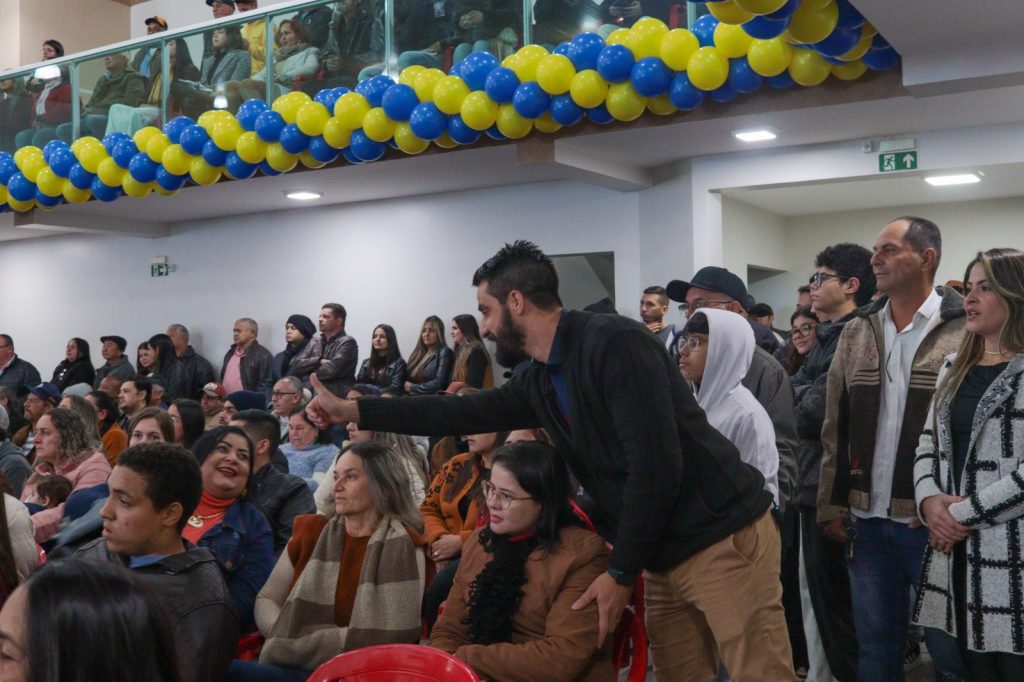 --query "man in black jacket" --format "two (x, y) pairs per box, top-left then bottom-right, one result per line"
(0, 334), (40, 391)
(307, 241), (795, 680)
(167, 324), (217, 399)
